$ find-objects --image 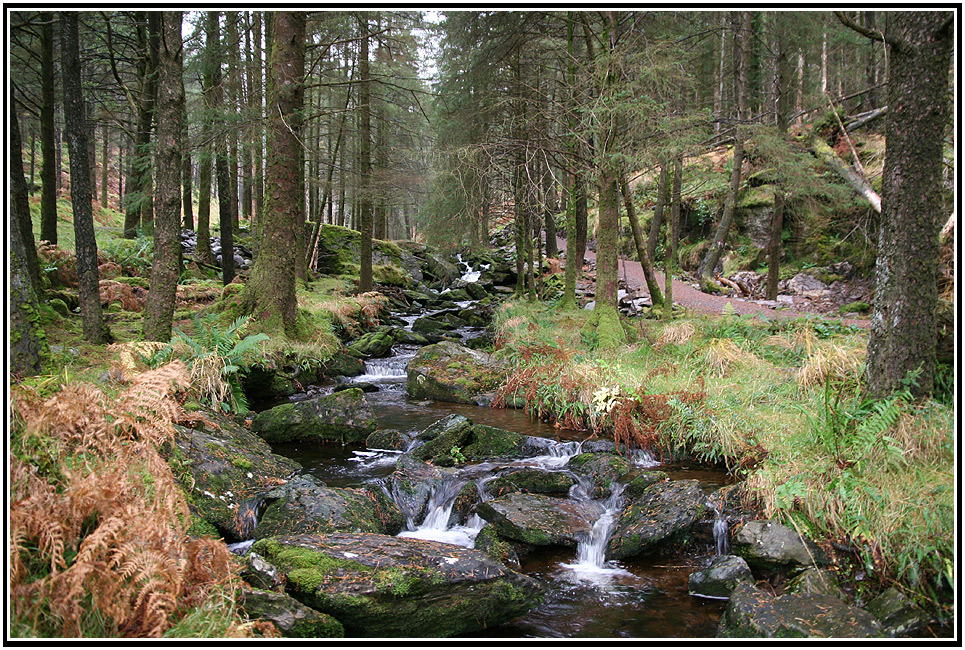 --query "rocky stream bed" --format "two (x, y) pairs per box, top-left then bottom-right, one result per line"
(165, 250), (932, 639)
